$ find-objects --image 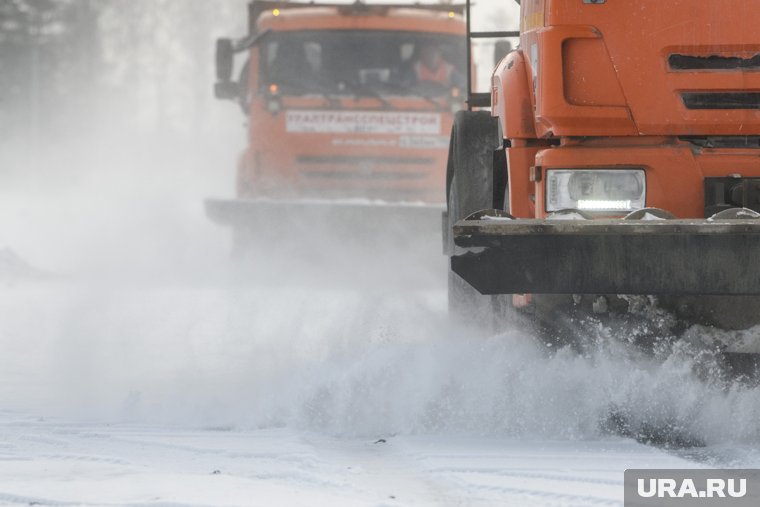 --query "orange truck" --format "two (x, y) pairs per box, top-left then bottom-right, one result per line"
(447, 0), (760, 365)
(207, 0), (467, 247)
